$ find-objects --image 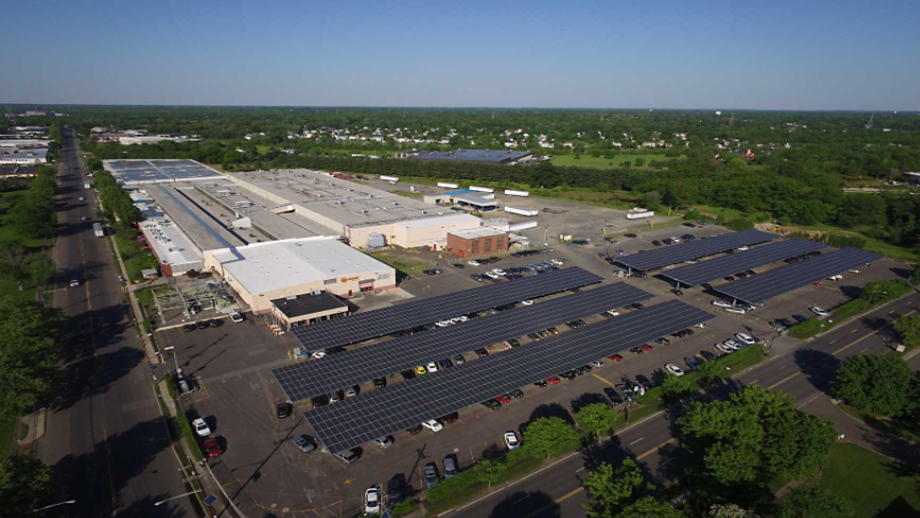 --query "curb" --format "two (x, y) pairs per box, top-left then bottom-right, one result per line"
(17, 408), (47, 445)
